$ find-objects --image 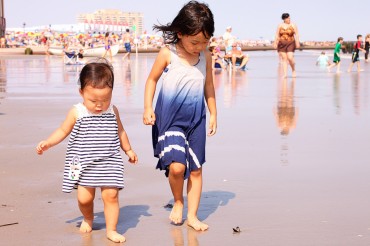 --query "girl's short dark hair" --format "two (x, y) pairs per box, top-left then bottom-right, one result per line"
(337, 37), (343, 42)
(281, 13), (290, 20)
(153, 1), (215, 44)
(79, 58), (114, 90)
